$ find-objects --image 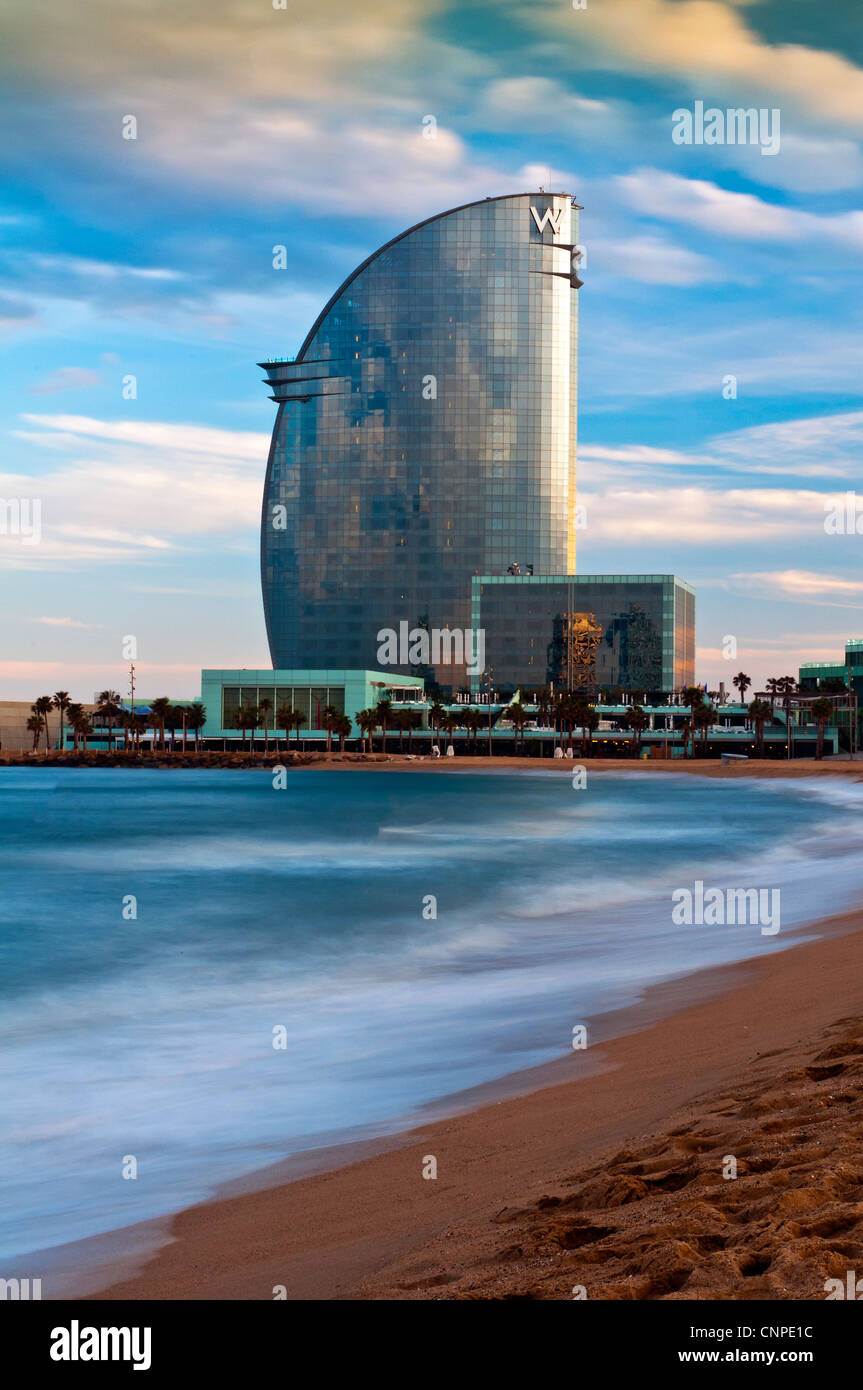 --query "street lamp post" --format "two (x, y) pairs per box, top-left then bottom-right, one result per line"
(128, 662), (136, 753)
(485, 667), (494, 759)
